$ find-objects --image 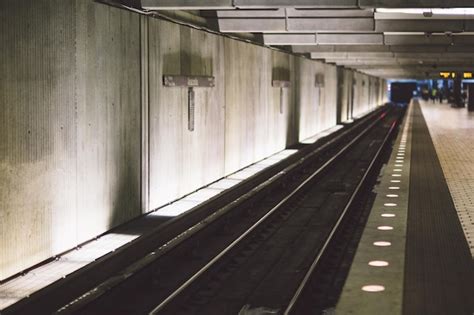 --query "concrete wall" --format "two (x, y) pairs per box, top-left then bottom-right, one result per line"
(223, 40), (297, 174)
(337, 69), (386, 123)
(0, 0), (387, 280)
(147, 21), (299, 209)
(340, 68), (354, 122)
(0, 0), (141, 280)
(296, 58), (338, 140)
(352, 72), (383, 119)
(148, 19), (226, 209)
